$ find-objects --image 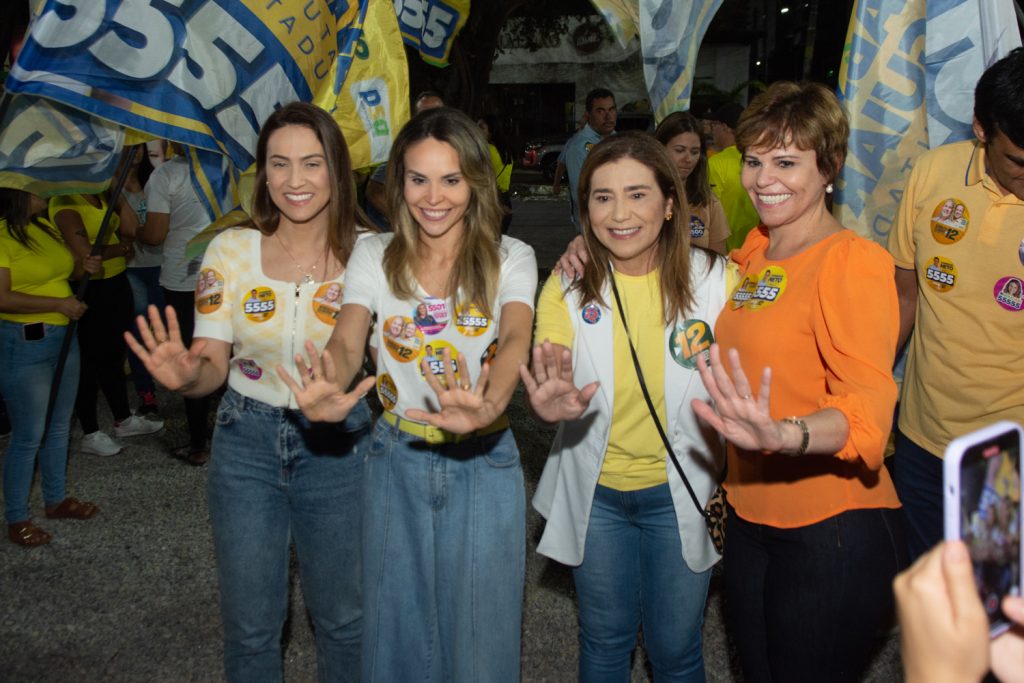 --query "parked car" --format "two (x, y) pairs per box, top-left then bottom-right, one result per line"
(522, 133), (569, 181)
